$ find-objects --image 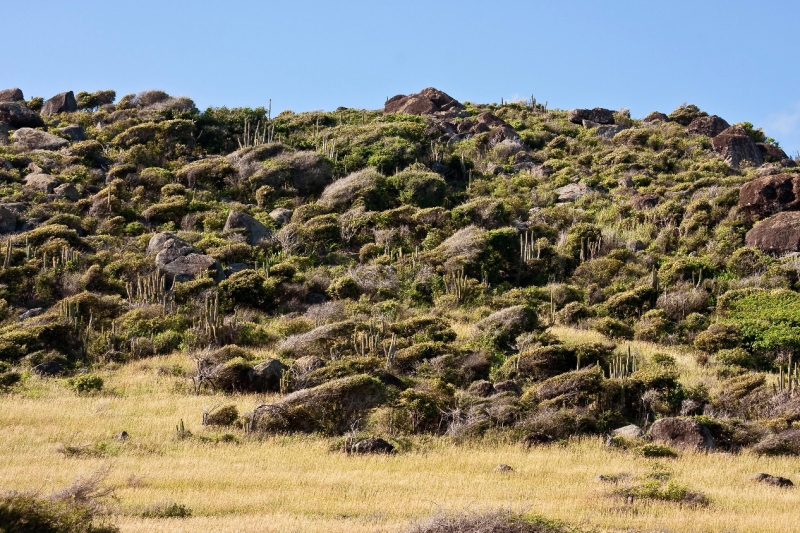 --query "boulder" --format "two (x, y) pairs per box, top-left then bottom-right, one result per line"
(752, 429), (800, 456)
(292, 355), (326, 375)
(642, 111), (668, 123)
(649, 417), (715, 450)
(493, 464), (514, 473)
(0, 88), (24, 102)
(41, 91), (78, 116)
(148, 232), (223, 282)
(32, 361), (64, 377)
(630, 193), (660, 210)
(0, 123), (8, 146)
(269, 207), (293, 226)
(223, 209), (270, 245)
(756, 142), (789, 162)
(467, 380), (495, 397)
(686, 115), (730, 137)
(612, 424), (645, 440)
(475, 112), (508, 128)
(18, 307), (44, 321)
(248, 359), (287, 392)
(12, 128), (69, 151)
(24, 173), (60, 194)
(568, 108), (615, 125)
(520, 432), (553, 447)
(555, 183), (594, 202)
(493, 380), (521, 395)
(0, 102), (44, 128)
(351, 437), (395, 454)
(54, 183), (80, 201)
(0, 205), (16, 234)
(745, 211), (800, 254)
(597, 124), (626, 141)
(385, 87), (464, 116)
(738, 173), (800, 217)
(59, 124), (86, 142)
(712, 125), (763, 169)
(751, 473), (793, 487)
